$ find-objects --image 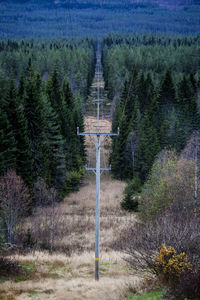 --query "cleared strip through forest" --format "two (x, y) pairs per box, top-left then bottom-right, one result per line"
(0, 48), (140, 300)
